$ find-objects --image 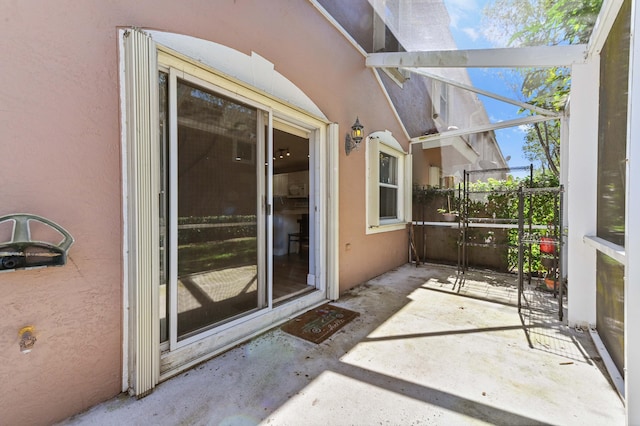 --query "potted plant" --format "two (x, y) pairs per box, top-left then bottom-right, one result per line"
(437, 195), (459, 222)
(539, 223), (557, 289)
